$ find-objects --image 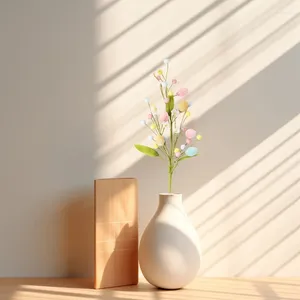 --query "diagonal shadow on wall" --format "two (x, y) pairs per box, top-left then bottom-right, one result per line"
(95, 6), (300, 162)
(113, 42), (300, 232)
(96, 0), (254, 109)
